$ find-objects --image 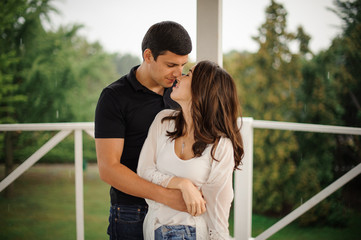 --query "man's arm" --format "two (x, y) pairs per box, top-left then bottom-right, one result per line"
(95, 138), (186, 211)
